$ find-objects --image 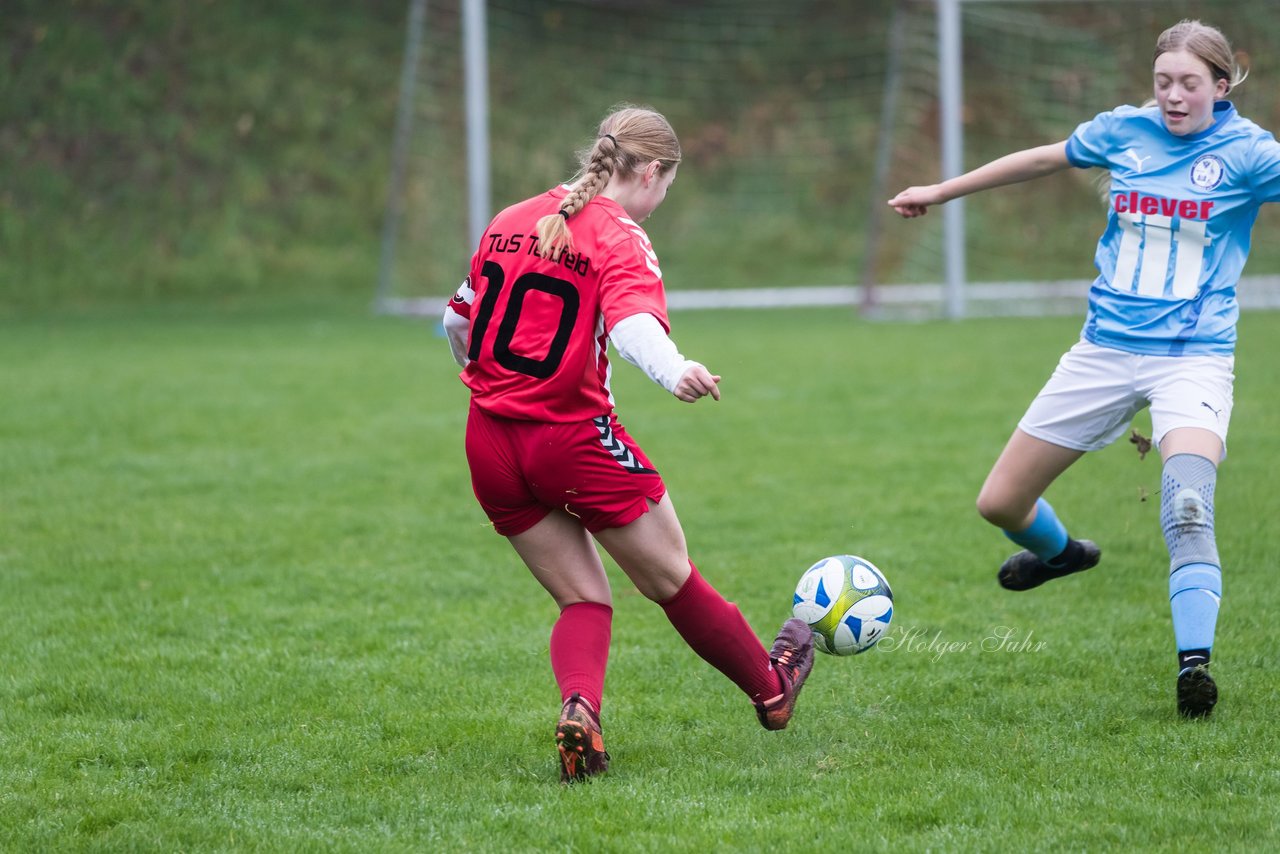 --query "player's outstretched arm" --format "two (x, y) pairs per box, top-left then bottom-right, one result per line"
(610, 312), (719, 402)
(888, 141), (1071, 218)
